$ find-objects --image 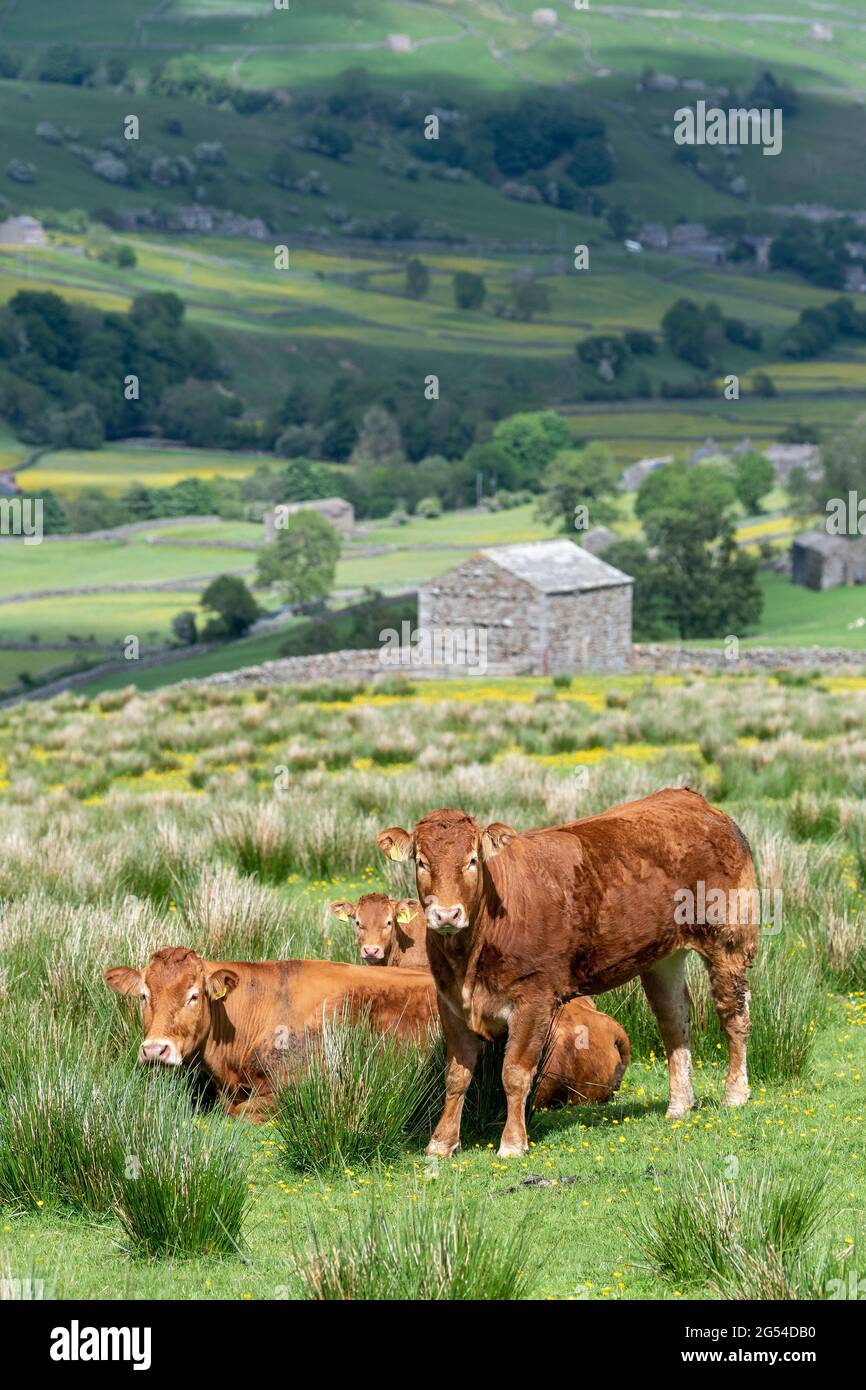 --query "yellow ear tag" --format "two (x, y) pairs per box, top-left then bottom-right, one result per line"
(389, 845), (403, 861)
(212, 986), (227, 1001)
(337, 911), (351, 922)
(396, 909), (417, 924)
